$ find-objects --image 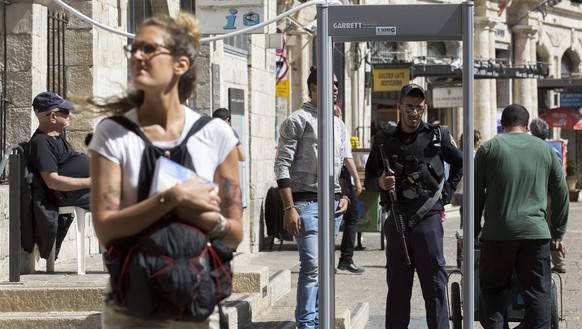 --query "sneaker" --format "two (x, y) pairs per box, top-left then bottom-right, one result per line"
(337, 262), (365, 274)
(552, 267), (566, 274)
